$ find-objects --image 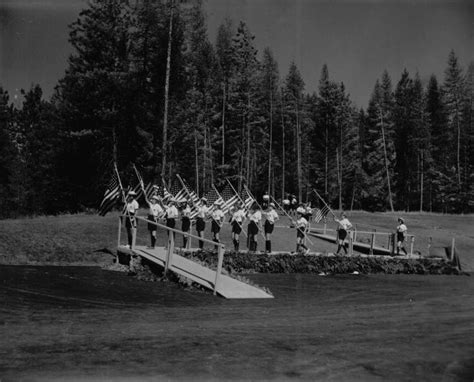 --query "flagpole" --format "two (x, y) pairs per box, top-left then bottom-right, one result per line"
(176, 174), (197, 206)
(312, 188), (337, 218)
(114, 162), (134, 238)
(225, 178), (248, 238)
(243, 184), (266, 240)
(133, 164), (149, 203)
(270, 195), (314, 246)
